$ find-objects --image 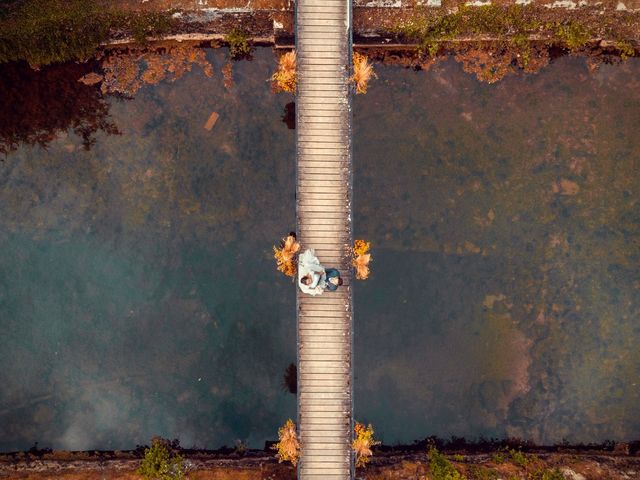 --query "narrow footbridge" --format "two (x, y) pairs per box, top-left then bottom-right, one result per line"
(295, 0), (354, 478)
